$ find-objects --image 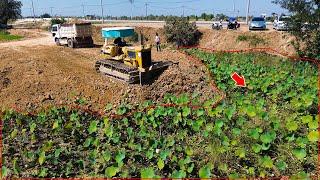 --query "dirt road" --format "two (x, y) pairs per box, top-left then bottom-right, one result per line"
(0, 30), (53, 48)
